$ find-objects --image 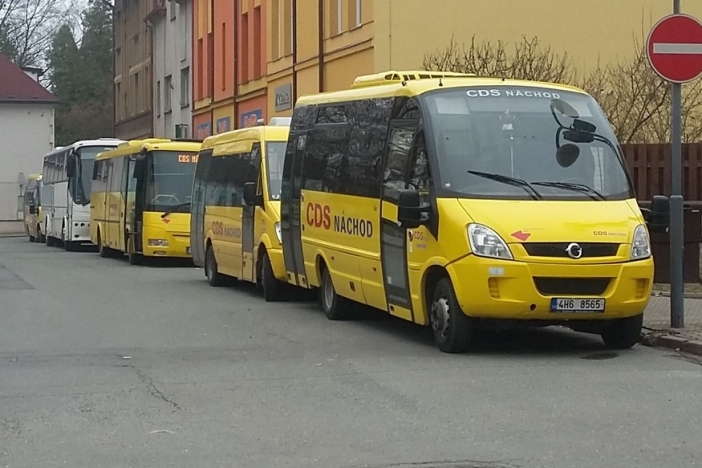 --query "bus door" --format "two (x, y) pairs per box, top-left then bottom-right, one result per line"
(191, 150), (212, 266)
(379, 122), (418, 320)
(241, 144), (261, 282)
(123, 159), (138, 253)
(281, 132), (308, 287)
